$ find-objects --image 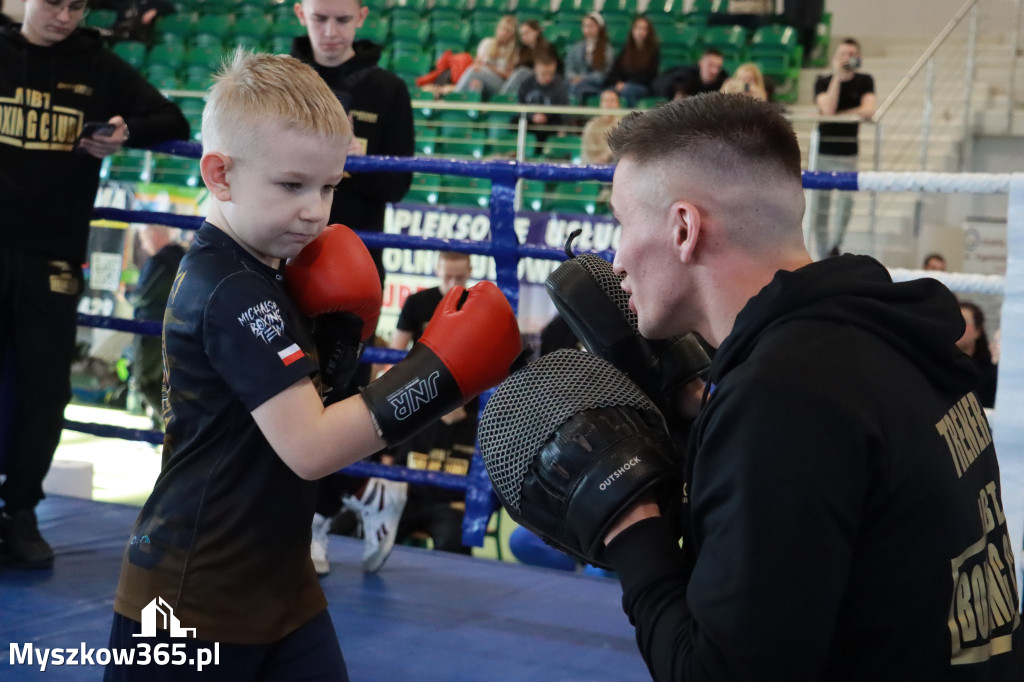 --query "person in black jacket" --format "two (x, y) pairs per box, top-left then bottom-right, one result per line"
(292, 0), (417, 576)
(128, 224), (186, 429)
(0, 0), (189, 569)
(595, 93), (1023, 680)
(292, 0), (415, 286)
